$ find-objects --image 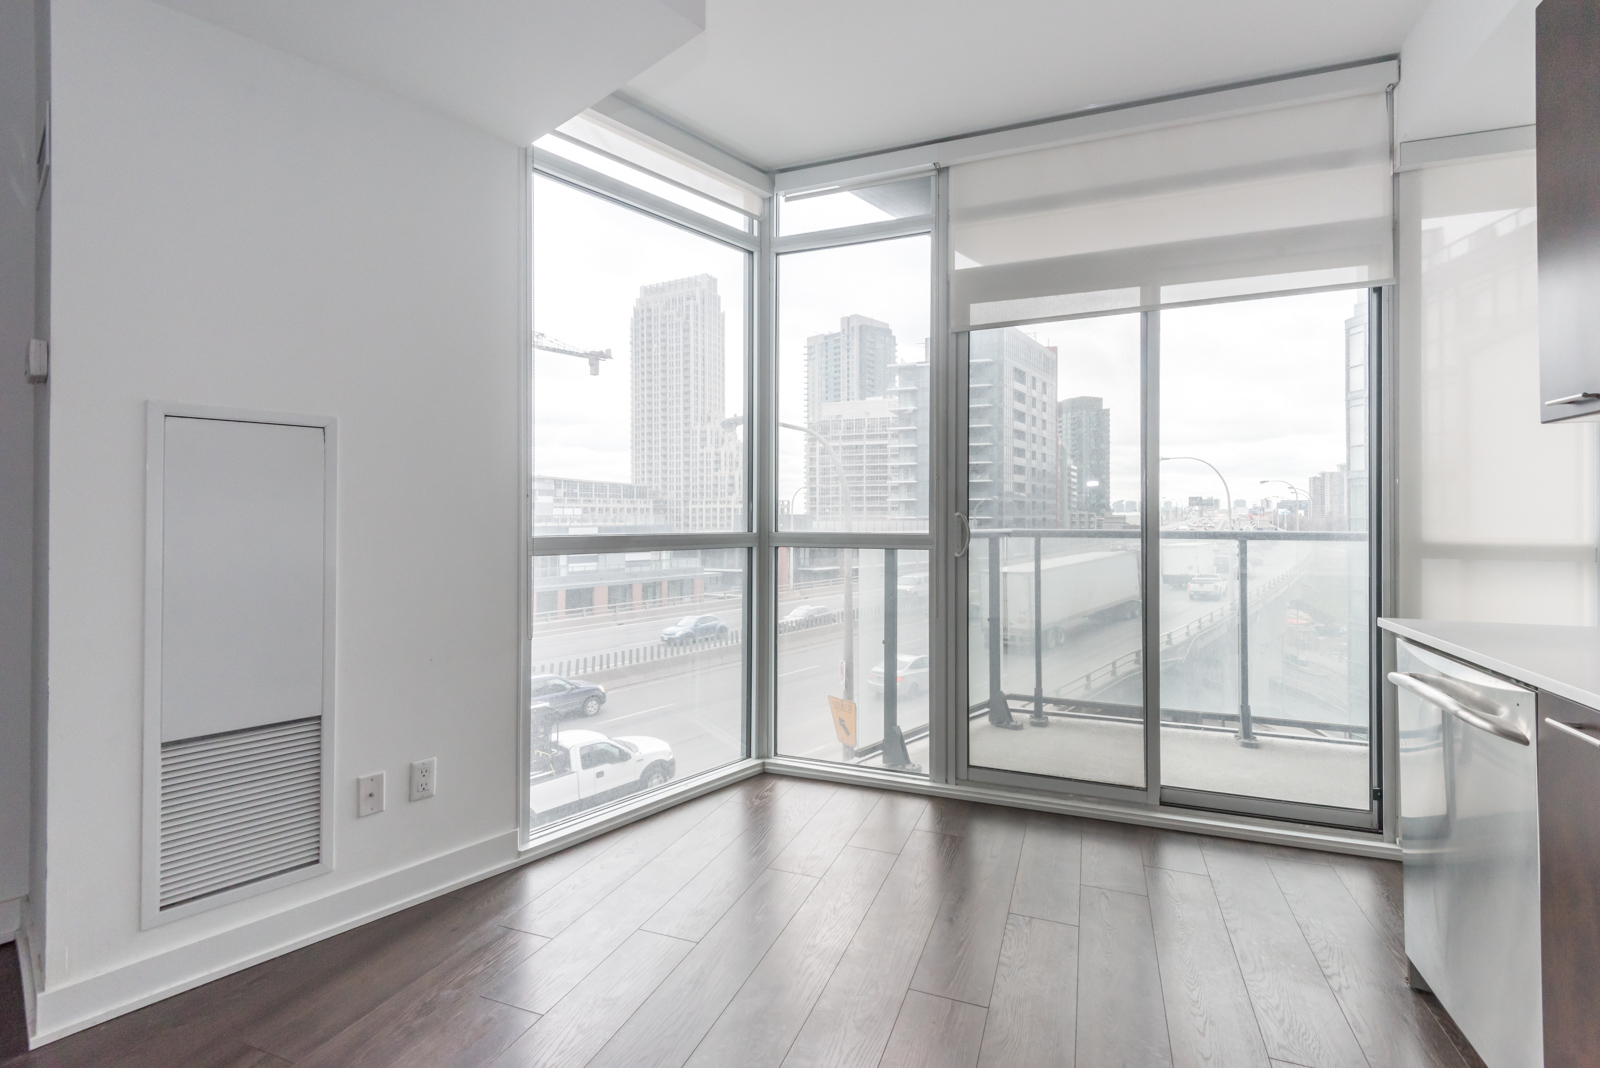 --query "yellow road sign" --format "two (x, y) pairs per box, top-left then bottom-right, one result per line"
(828, 696), (857, 747)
